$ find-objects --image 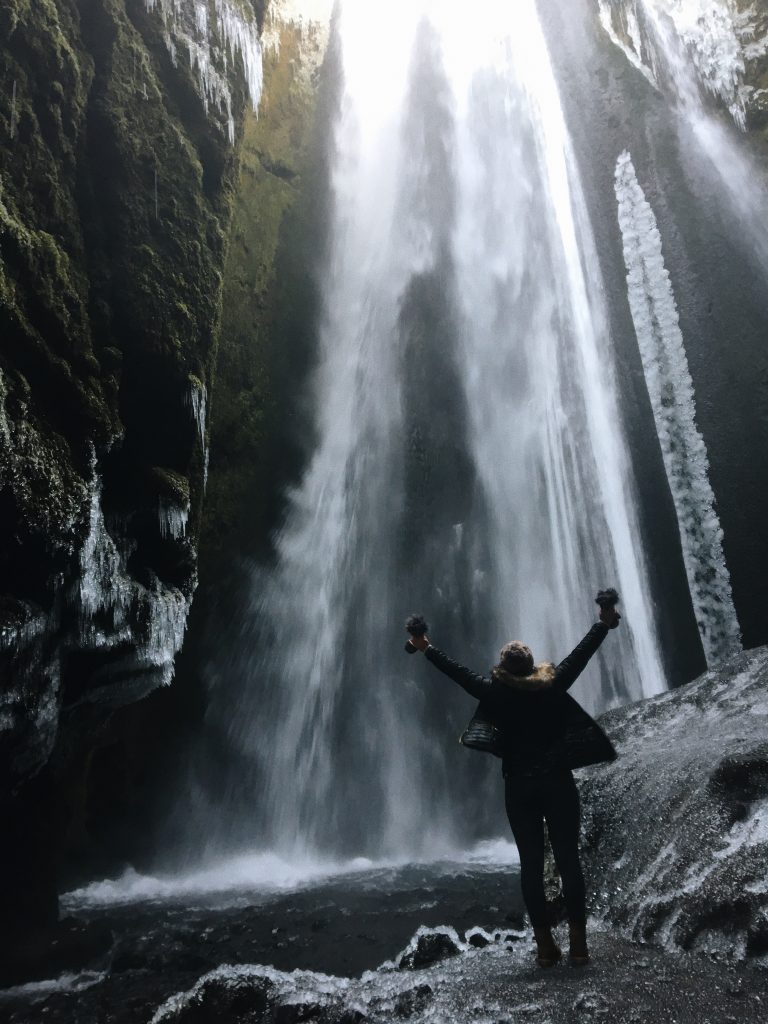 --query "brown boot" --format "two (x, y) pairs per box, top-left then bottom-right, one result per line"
(568, 923), (589, 965)
(533, 926), (562, 968)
